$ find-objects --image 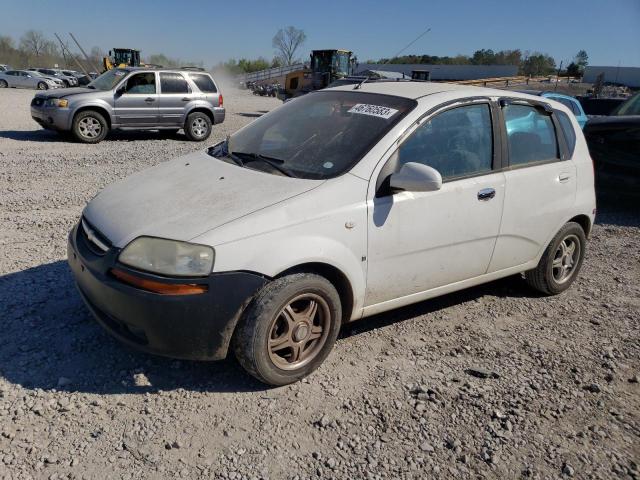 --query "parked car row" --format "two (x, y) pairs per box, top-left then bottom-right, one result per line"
(0, 66), (93, 90)
(0, 69), (65, 89)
